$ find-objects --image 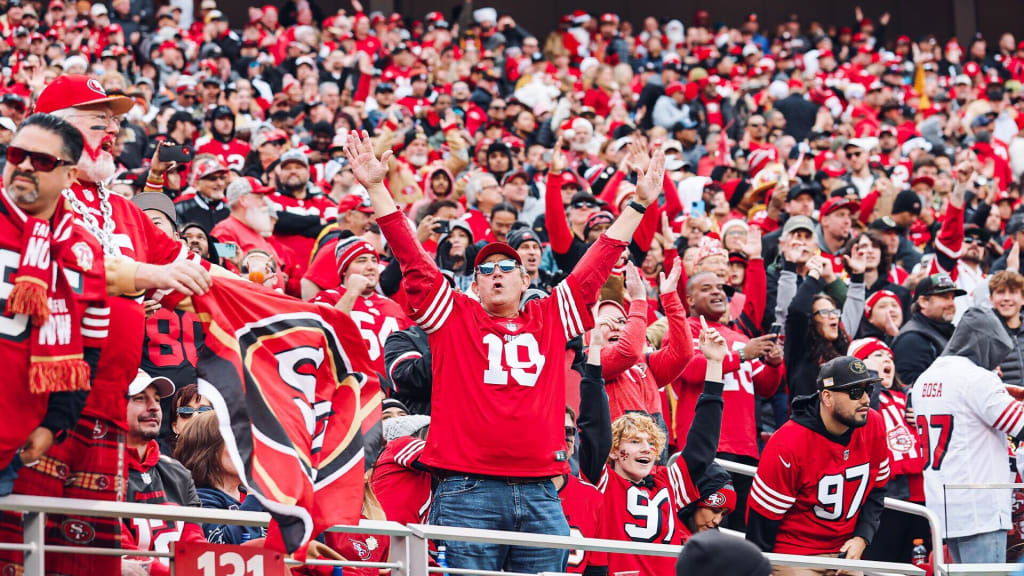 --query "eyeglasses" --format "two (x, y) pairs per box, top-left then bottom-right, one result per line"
(176, 406), (214, 418)
(477, 259), (518, 275)
(565, 426), (577, 438)
(813, 309), (841, 318)
(7, 146), (72, 172)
